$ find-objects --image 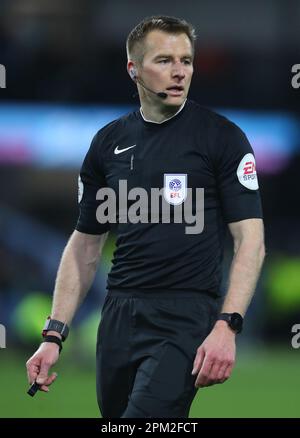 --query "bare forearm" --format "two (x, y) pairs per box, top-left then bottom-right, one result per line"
(222, 241), (265, 316)
(50, 231), (107, 325)
(193, 219), (265, 389)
